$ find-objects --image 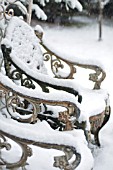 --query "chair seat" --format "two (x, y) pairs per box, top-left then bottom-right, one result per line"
(80, 89), (108, 119)
(0, 113), (94, 170)
(51, 89), (108, 127)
